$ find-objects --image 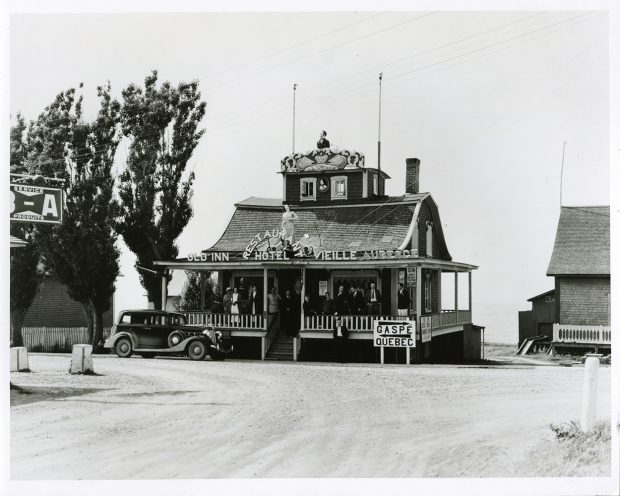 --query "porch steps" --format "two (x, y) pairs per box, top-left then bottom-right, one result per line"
(265, 333), (295, 361)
